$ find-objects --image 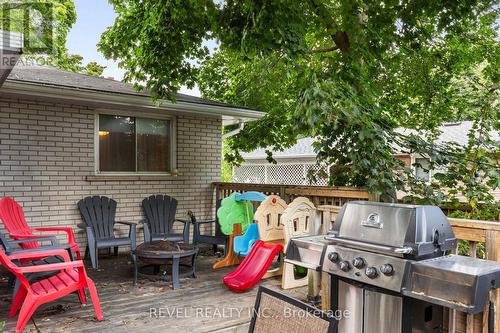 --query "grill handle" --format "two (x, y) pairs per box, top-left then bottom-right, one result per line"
(324, 236), (414, 255)
(394, 247), (414, 254)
